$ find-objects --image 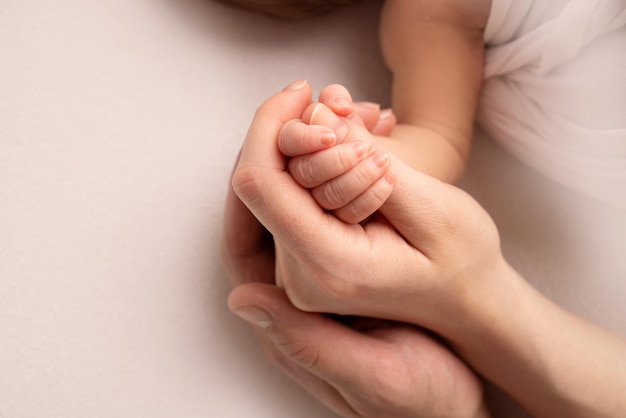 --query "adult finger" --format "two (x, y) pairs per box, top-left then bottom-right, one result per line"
(368, 108), (396, 136)
(352, 102), (397, 136)
(225, 80), (317, 288)
(236, 80), (313, 175)
(229, 282), (486, 418)
(232, 82), (342, 254)
(221, 151), (275, 287)
(351, 102), (381, 132)
(228, 283), (384, 392)
(318, 83), (355, 117)
(378, 154), (472, 258)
